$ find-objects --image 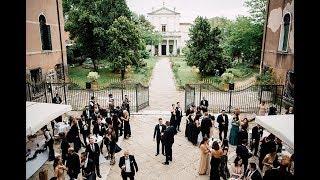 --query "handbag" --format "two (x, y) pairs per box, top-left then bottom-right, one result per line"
(114, 144), (122, 153)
